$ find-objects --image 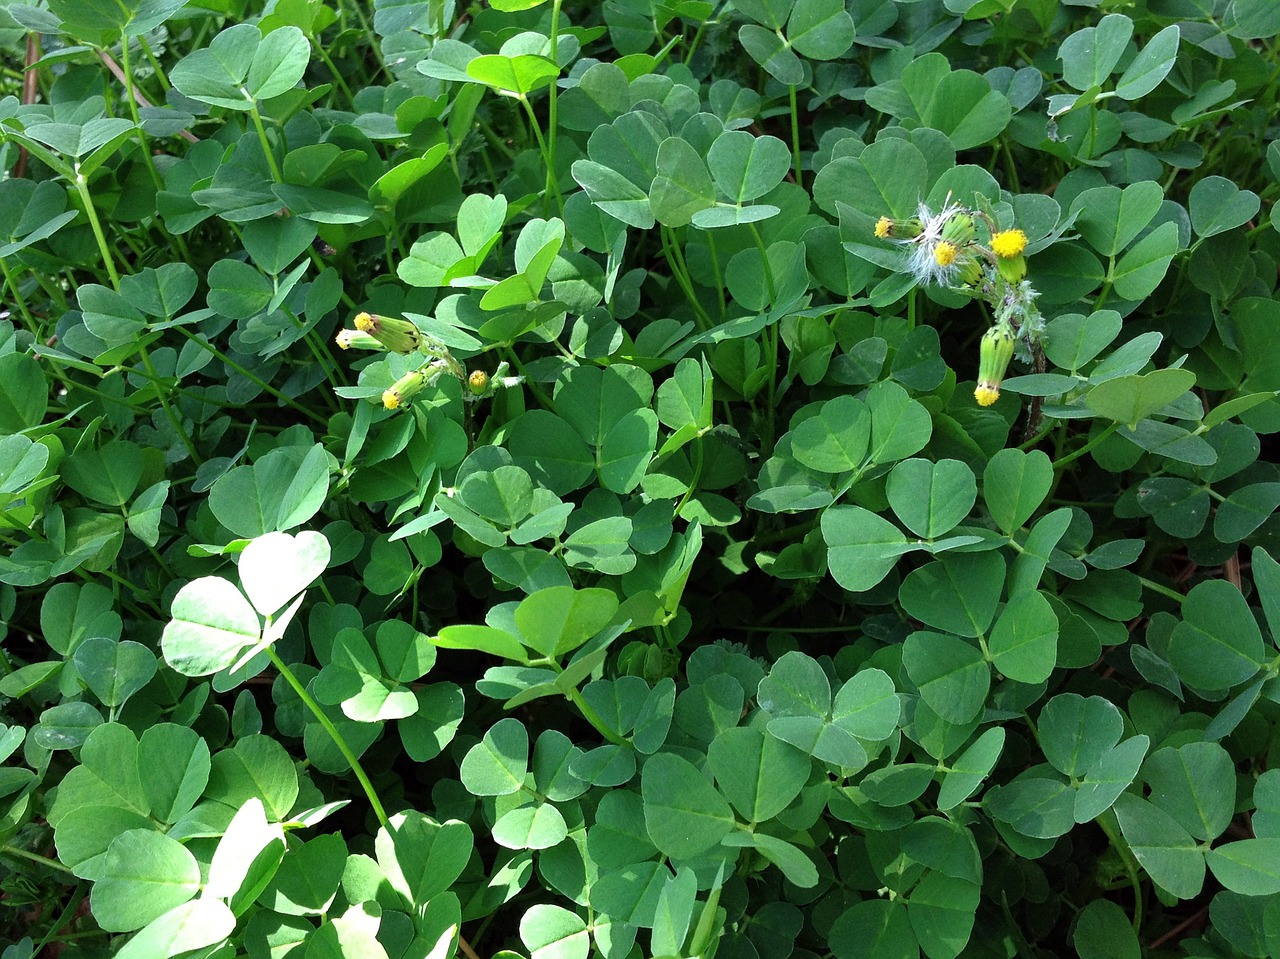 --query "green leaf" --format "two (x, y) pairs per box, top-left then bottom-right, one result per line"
(1113, 25), (1181, 100)
(0, 354), (48, 434)
(1206, 839), (1280, 895)
(788, 0), (855, 60)
(521, 904), (590, 959)
(1189, 177), (1260, 245)
(907, 872), (979, 959)
(738, 24), (805, 86)
(902, 631), (990, 724)
(113, 900), (236, 959)
(1111, 221), (1180, 301)
(138, 724), (210, 825)
(259, 832), (346, 916)
(642, 753), (735, 859)
(823, 506), (911, 593)
(1073, 899), (1139, 959)
(708, 131), (791, 204)
(208, 444), (331, 538)
(898, 553), (1005, 638)
(1074, 736), (1148, 823)
(1143, 742), (1235, 841)
(650, 138), (718, 228)
(1114, 794), (1206, 899)
(1072, 182), (1163, 257)
(467, 54), (559, 97)
(375, 811), (473, 908)
(708, 726), (810, 822)
(790, 395), (871, 473)
(983, 448), (1054, 535)
(830, 900), (915, 959)
(494, 803), (569, 850)
(938, 728), (1005, 810)
(1086, 369), (1196, 427)
(1168, 579), (1264, 689)
(91, 830), (201, 932)
(886, 459), (975, 539)
(599, 408), (658, 493)
(1058, 15), (1133, 91)
(988, 590), (1058, 684)
(1039, 694), (1123, 778)
(461, 718), (529, 796)
(238, 530), (331, 617)
(72, 637), (156, 710)
(866, 380), (933, 465)
(515, 586), (619, 659)
(161, 577), (260, 678)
